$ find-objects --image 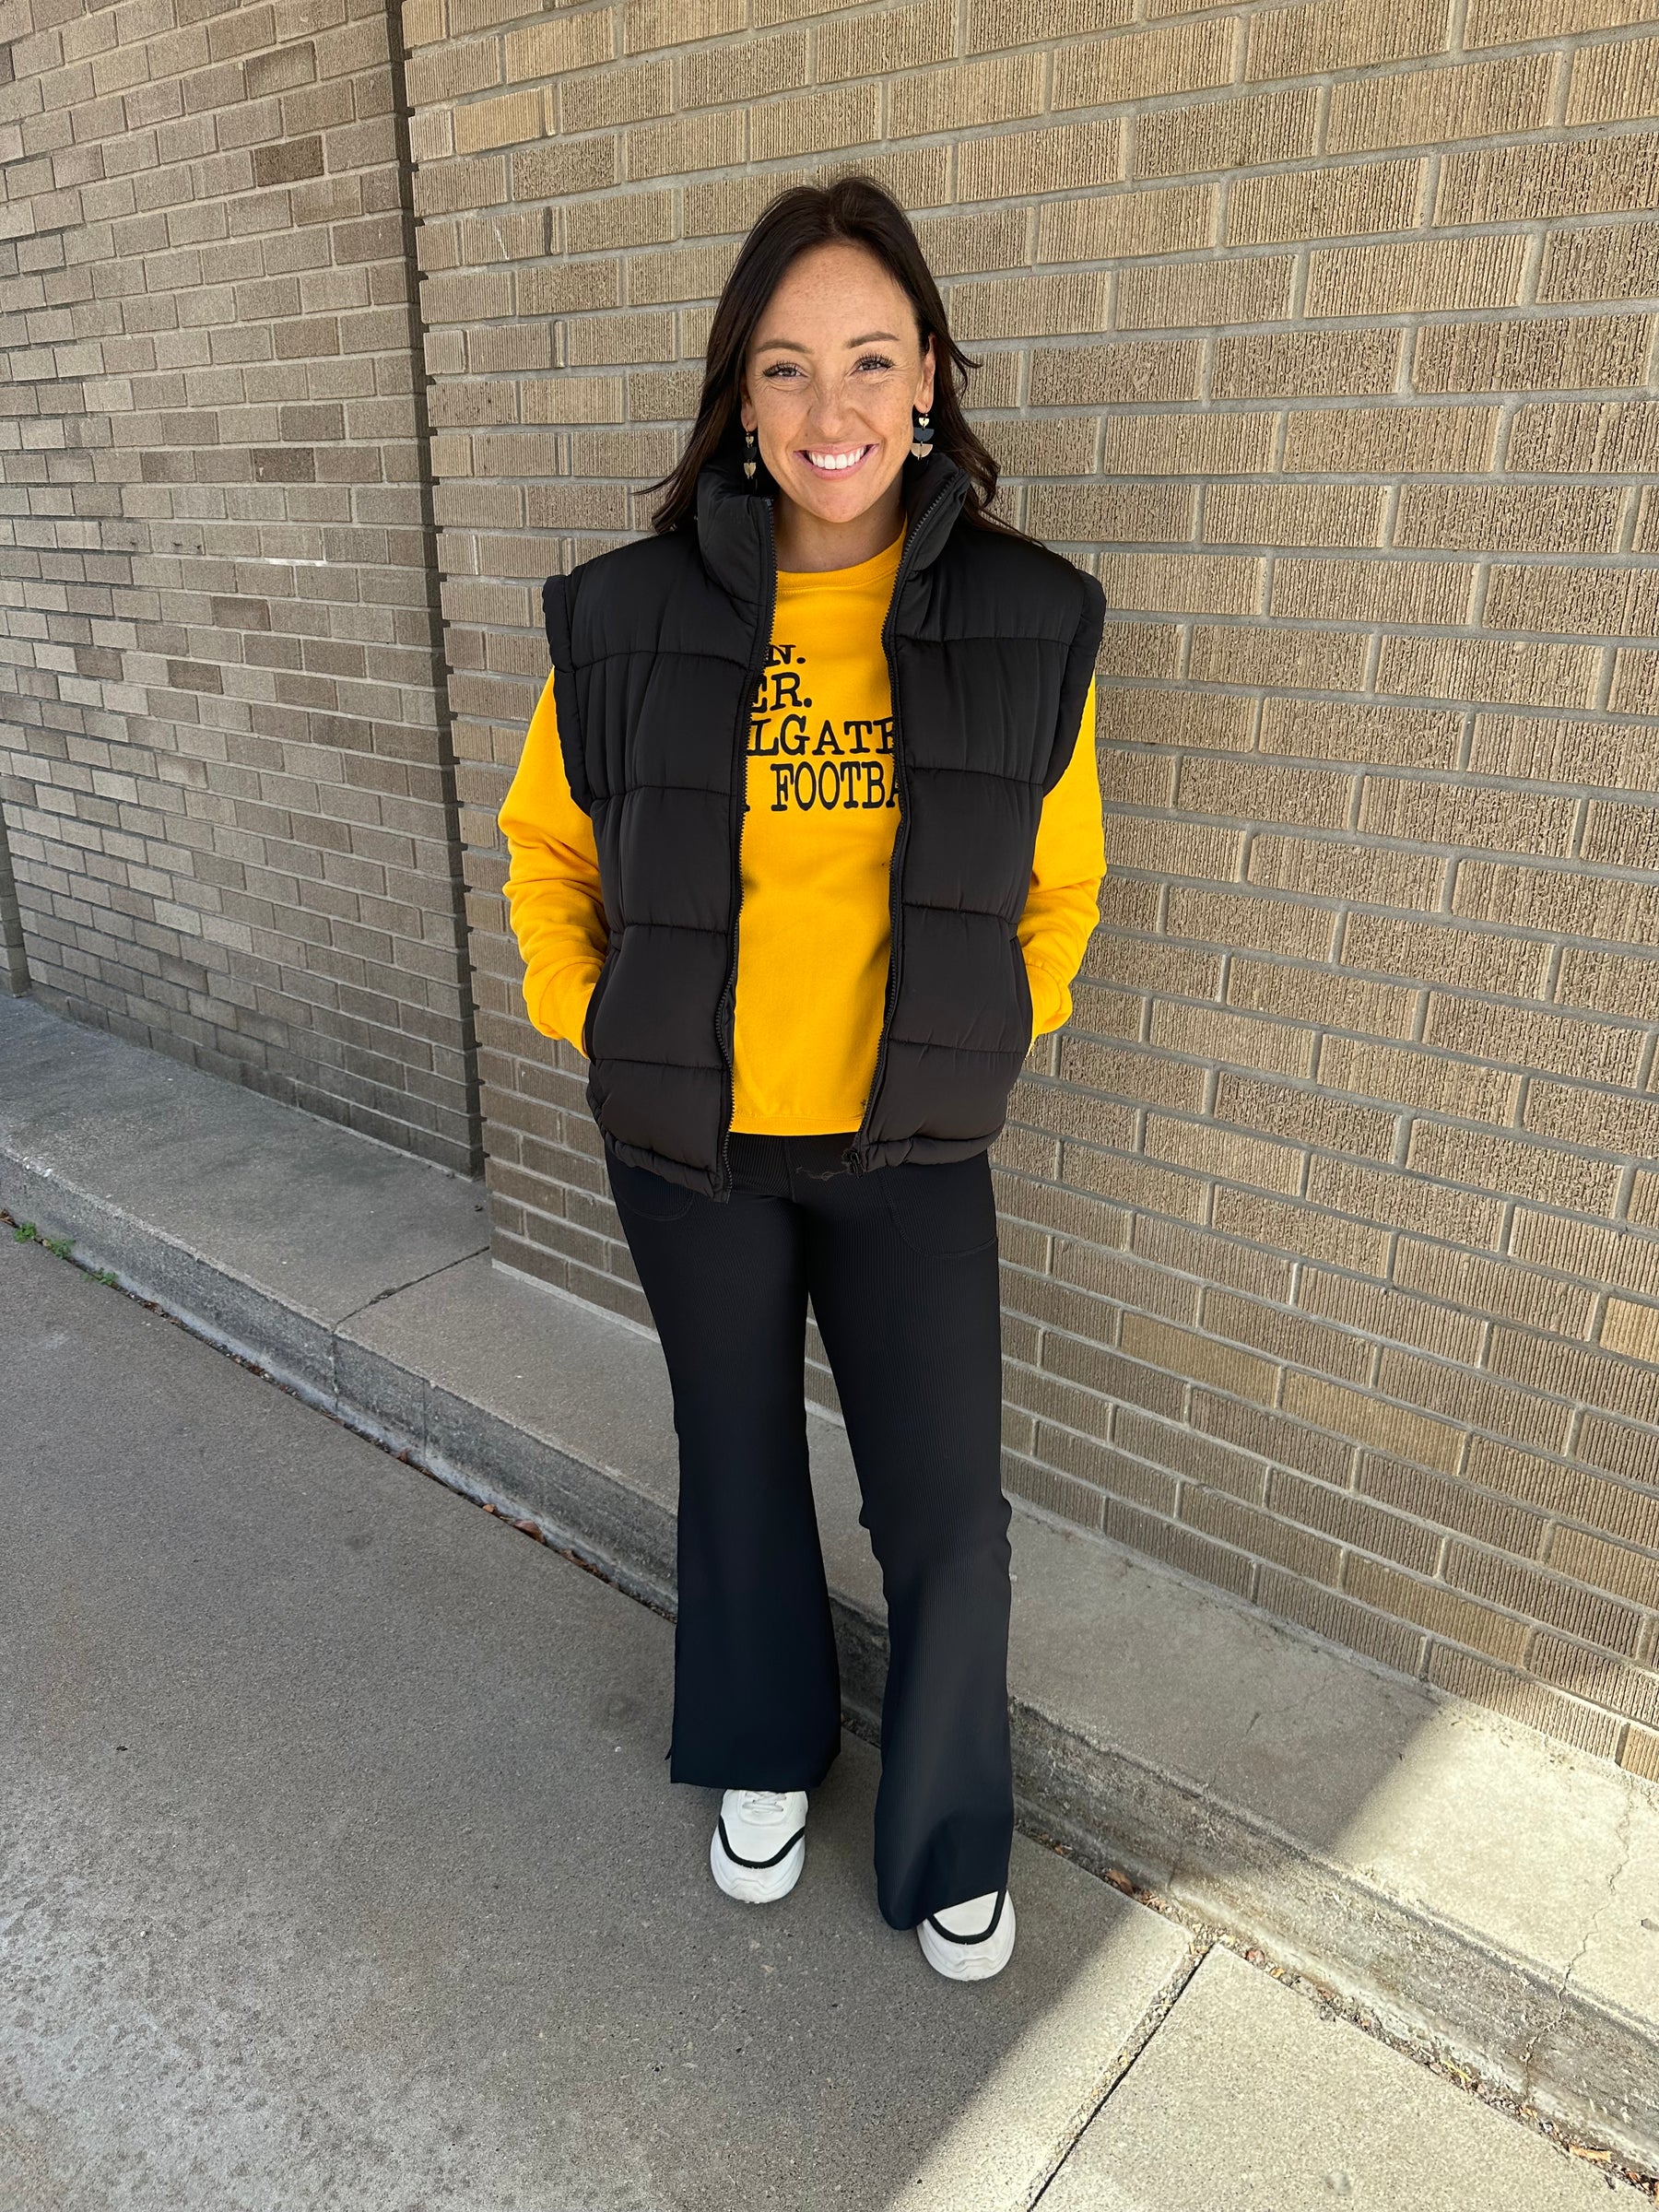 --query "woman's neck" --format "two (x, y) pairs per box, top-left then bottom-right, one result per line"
(771, 481), (905, 573)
